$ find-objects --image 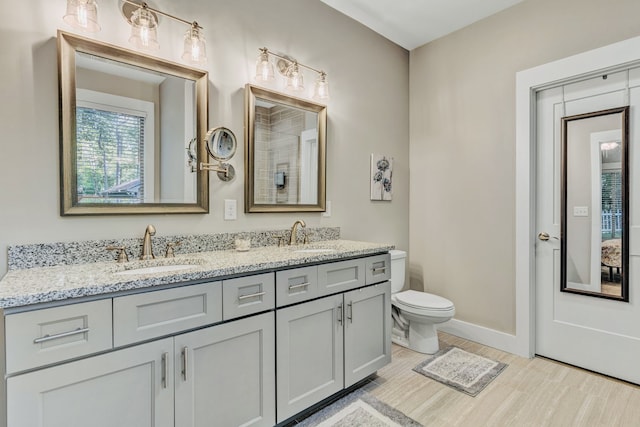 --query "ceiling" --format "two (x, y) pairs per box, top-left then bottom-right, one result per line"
(320, 0), (524, 50)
